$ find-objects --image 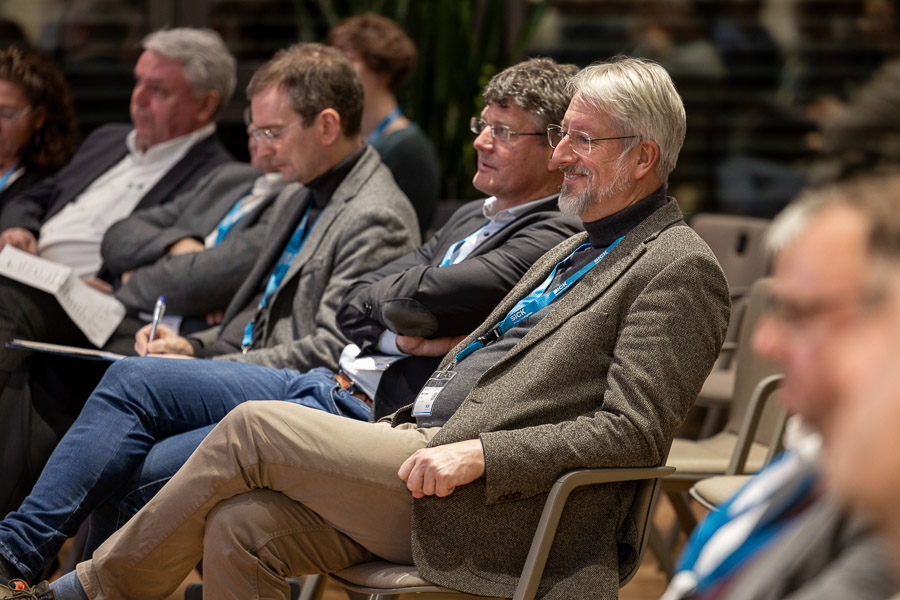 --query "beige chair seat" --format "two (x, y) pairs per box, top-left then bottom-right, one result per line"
(668, 433), (769, 475)
(329, 561), (504, 599)
(303, 467), (674, 600)
(690, 475), (753, 511)
(331, 562), (441, 591)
